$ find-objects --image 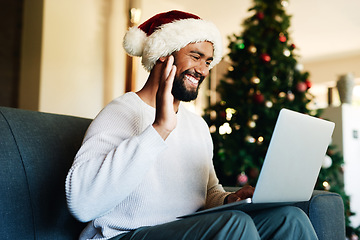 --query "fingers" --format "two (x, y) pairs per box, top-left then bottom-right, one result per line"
(159, 55), (176, 97)
(234, 185), (255, 200)
(153, 55), (178, 140)
(226, 193), (241, 203)
(164, 65), (176, 92)
(163, 55), (175, 80)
